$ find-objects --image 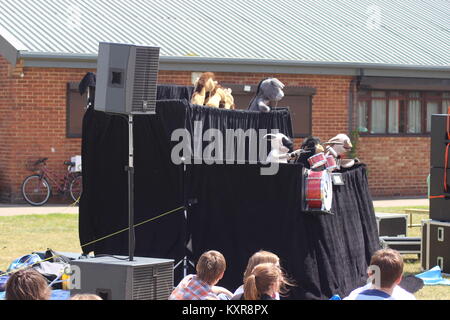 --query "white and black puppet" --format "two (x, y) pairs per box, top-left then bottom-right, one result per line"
(323, 133), (359, 169)
(264, 133), (295, 163)
(248, 78), (285, 112)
